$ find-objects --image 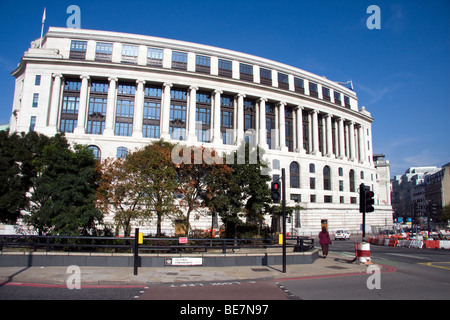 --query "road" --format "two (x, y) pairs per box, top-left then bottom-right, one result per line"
(0, 239), (449, 302)
(278, 238), (450, 300)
